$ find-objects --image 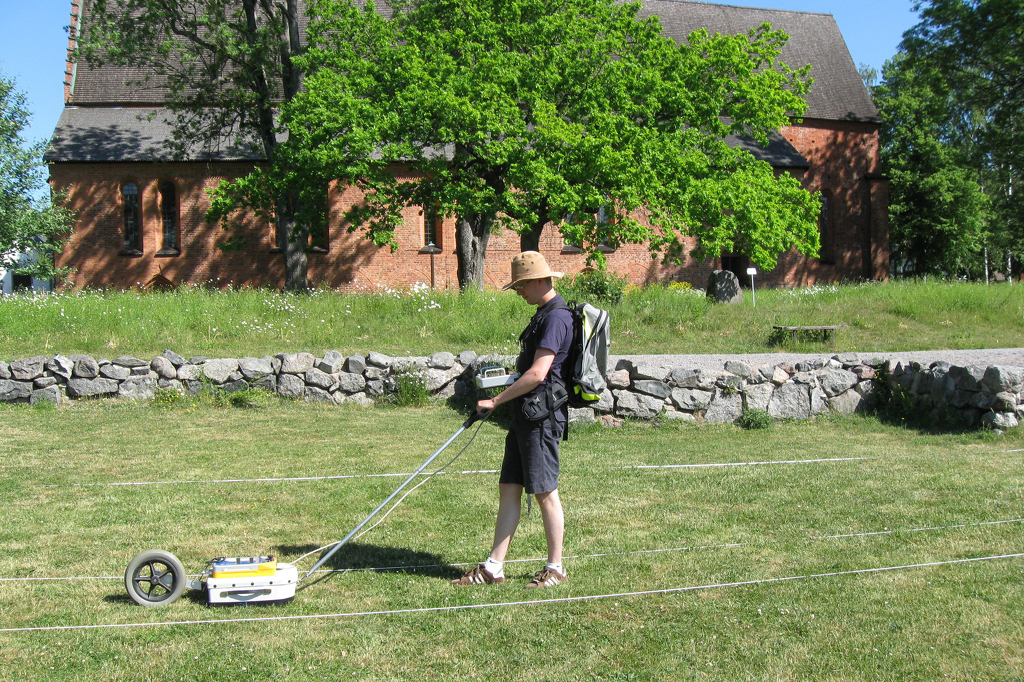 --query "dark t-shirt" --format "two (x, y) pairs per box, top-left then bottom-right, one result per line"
(516, 295), (573, 398)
